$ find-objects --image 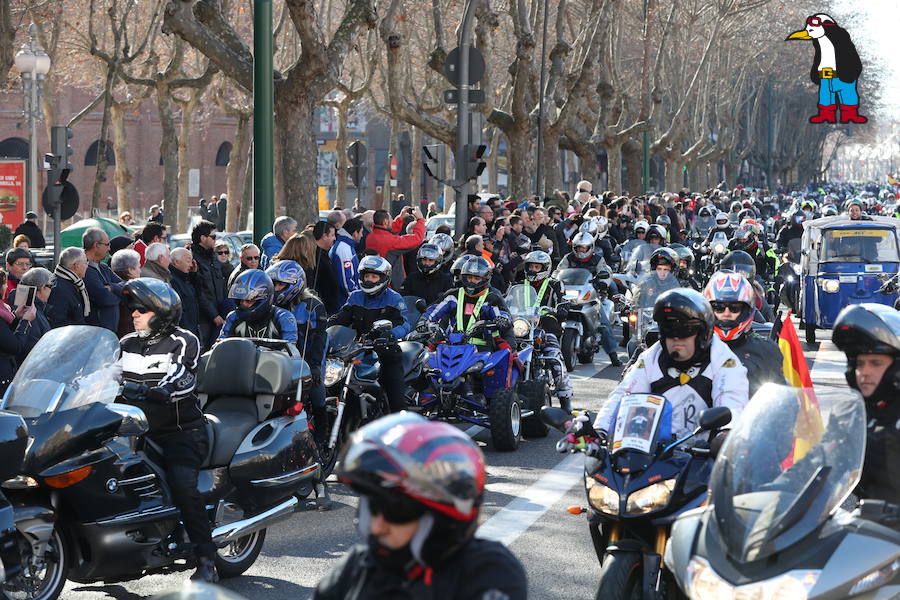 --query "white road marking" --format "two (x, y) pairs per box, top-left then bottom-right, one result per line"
(465, 424), (484, 437)
(477, 453), (583, 546)
(809, 340), (848, 385)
